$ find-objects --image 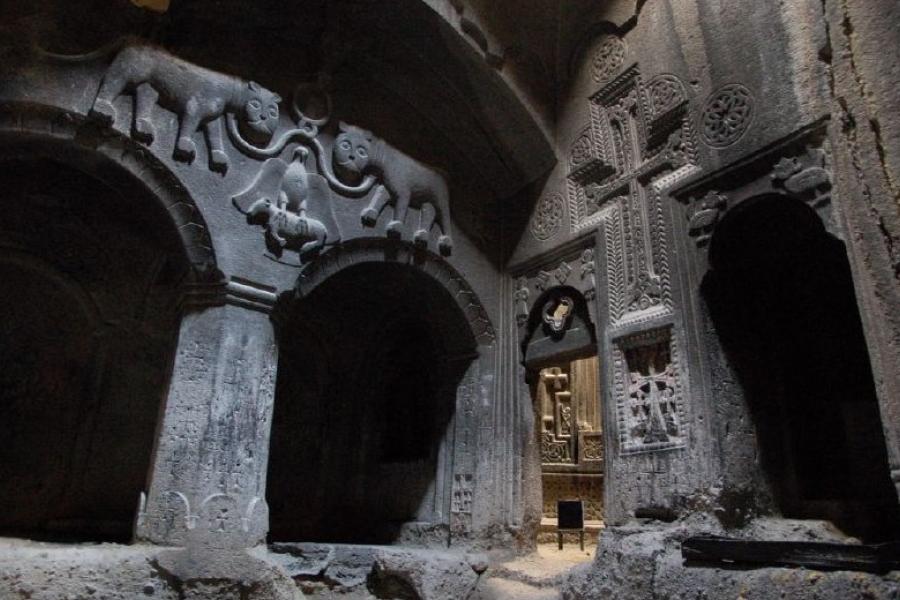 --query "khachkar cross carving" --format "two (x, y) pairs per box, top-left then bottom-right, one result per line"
(627, 354), (678, 445)
(567, 66), (699, 327)
(614, 327), (685, 454)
